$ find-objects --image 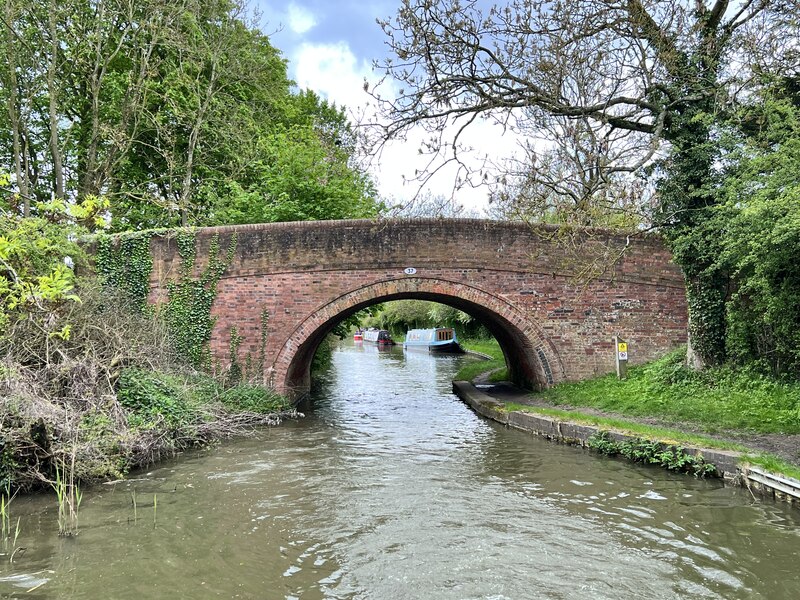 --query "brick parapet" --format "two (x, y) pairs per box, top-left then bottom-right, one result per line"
(142, 219), (687, 395)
